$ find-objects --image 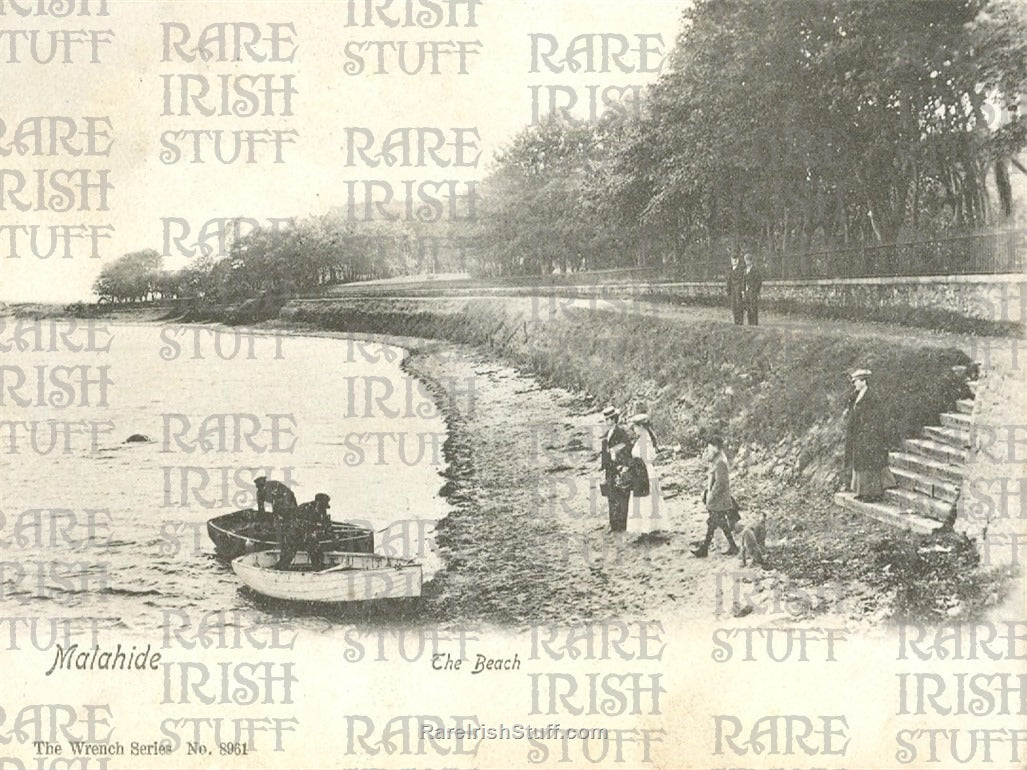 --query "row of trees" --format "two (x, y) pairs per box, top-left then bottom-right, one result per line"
(92, 249), (166, 303)
(94, 0), (1027, 298)
(92, 215), (472, 303)
(476, 0), (1027, 276)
